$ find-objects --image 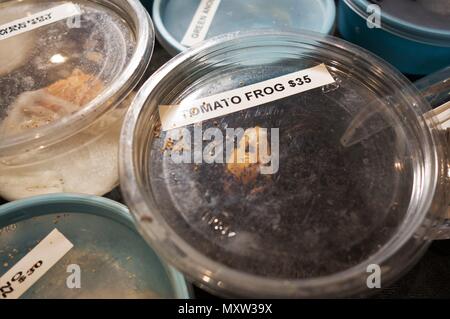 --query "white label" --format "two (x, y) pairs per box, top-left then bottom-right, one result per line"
(159, 64), (336, 131)
(0, 229), (73, 299)
(0, 3), (81, 42)
(181, 0), (221, 47)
